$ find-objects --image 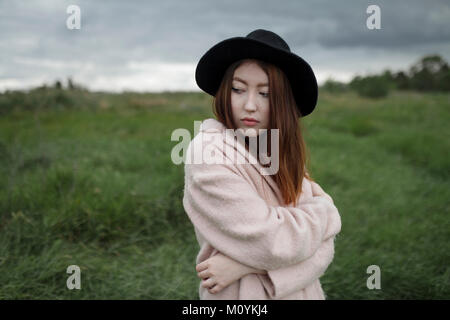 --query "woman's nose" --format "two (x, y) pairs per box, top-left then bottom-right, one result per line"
(244, 91), (258, 112)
